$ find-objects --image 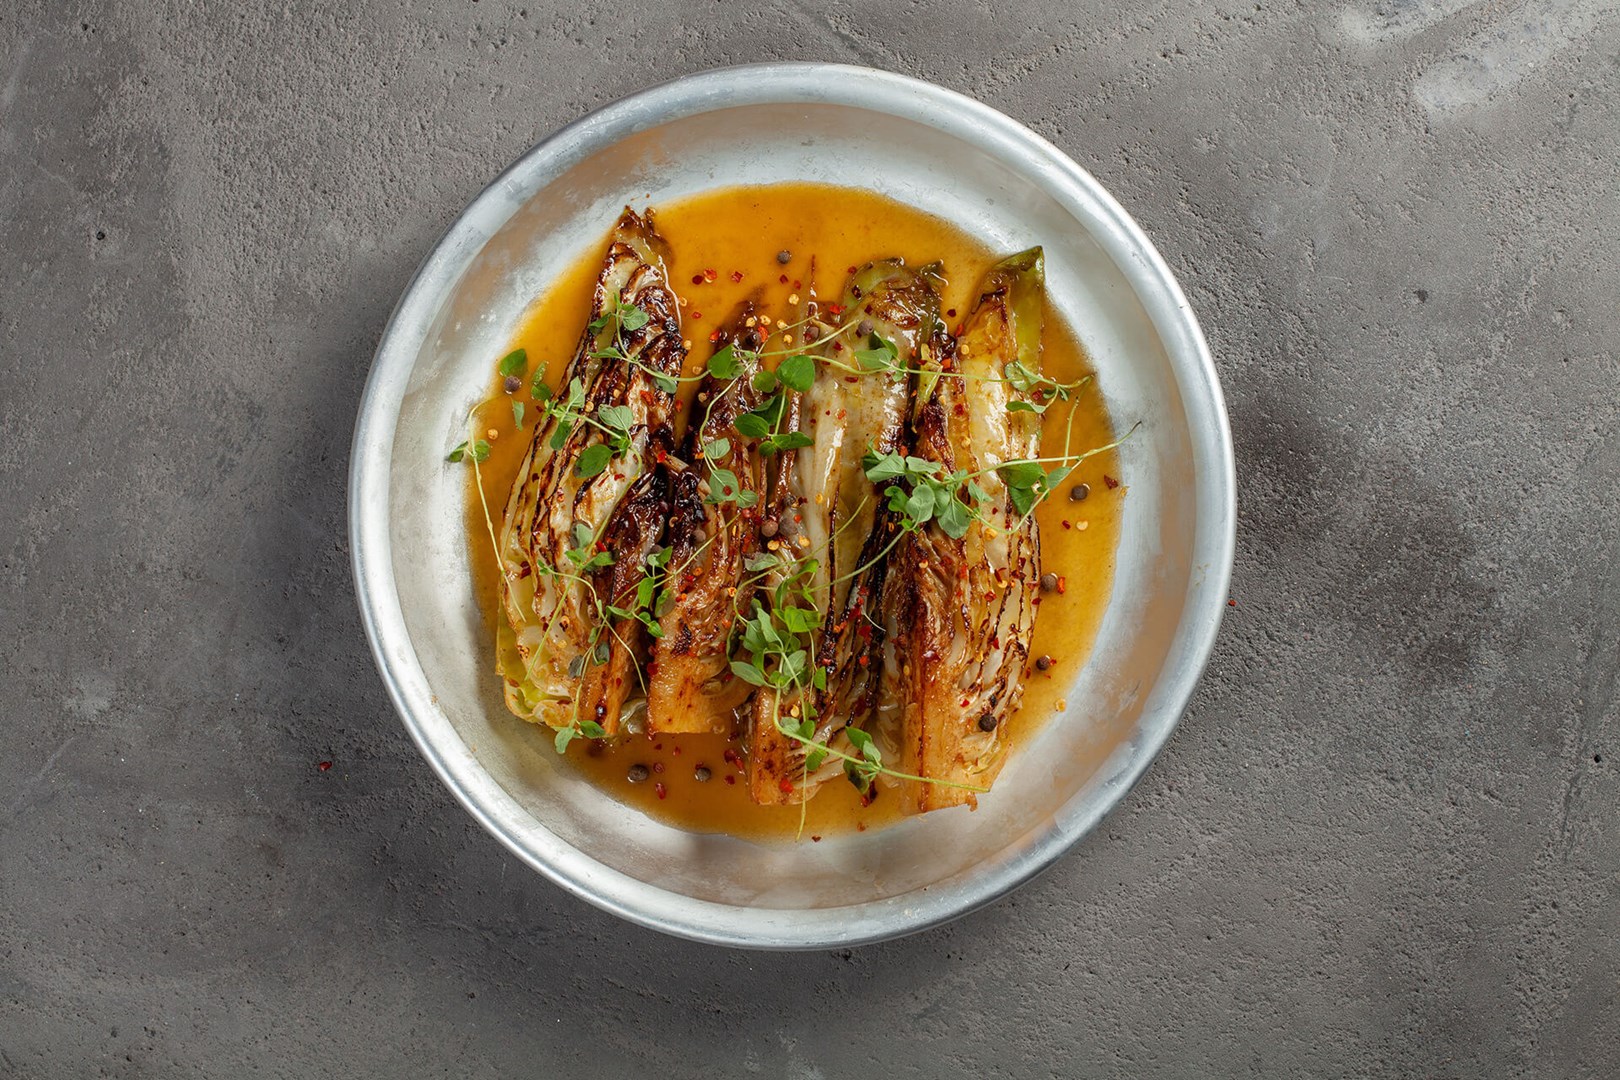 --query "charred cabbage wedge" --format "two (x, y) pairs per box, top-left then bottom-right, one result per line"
(747, 260), (943, 805)
(885, 248), (1045, 812)
(646, 306), (771, 734)
(495, 209), (684, 738)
